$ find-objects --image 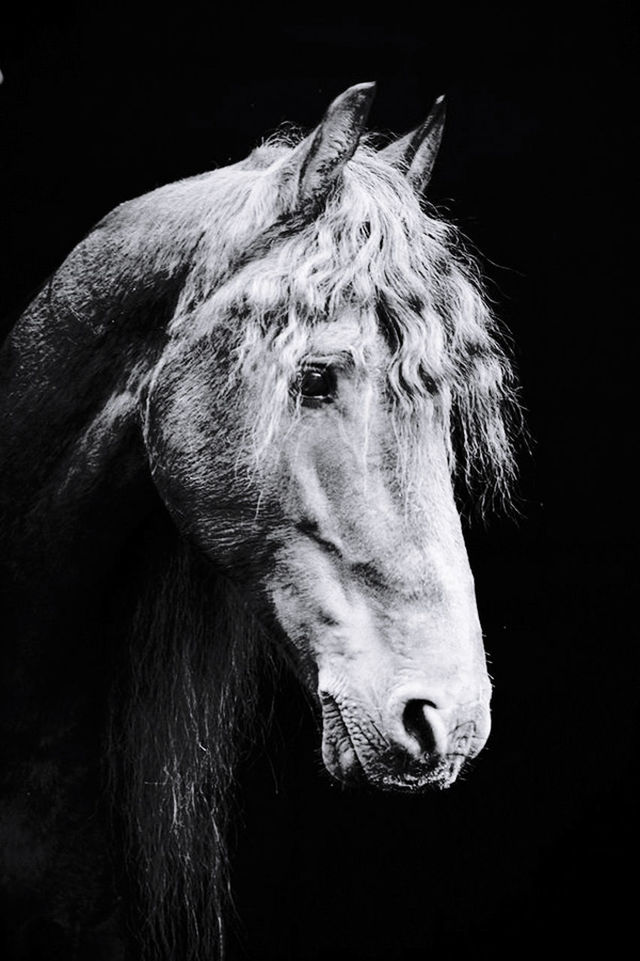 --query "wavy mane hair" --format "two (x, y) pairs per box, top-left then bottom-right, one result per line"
(167, 135), (520, 513)
(107, 127), (520, 960)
